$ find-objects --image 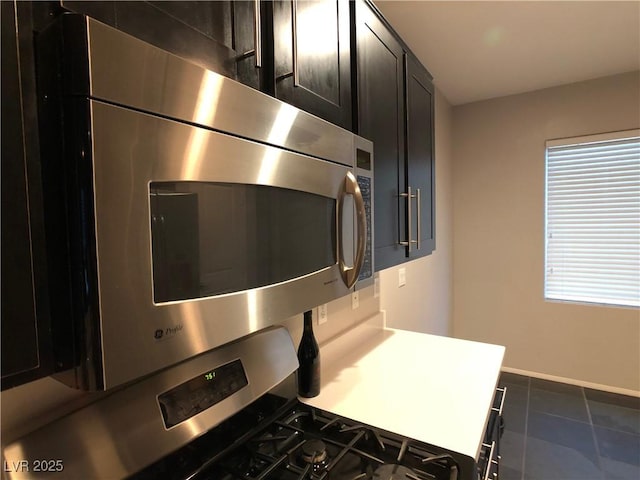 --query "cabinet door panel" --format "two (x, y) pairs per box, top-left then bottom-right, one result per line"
(295, 0), (340, 105)
(406, 54), (435, 256)
(356, 1), (406, 270)
(274, 0), (351, 130)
